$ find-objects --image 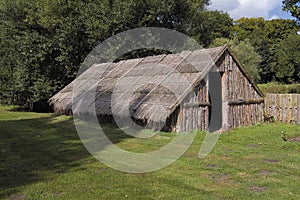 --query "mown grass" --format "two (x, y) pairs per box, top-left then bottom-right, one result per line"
(0, 105), (300, 199)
